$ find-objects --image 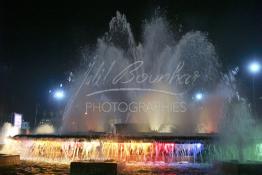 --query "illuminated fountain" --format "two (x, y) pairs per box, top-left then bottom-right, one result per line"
(61, 11), (222, 134)
(2, 136), (205, 164)
(0, 12), (261, 170)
